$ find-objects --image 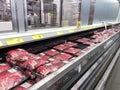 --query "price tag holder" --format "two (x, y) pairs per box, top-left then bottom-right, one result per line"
(32, 34), (44, 40)
(6, 38), (24, 45)
(0, 41), (3, 46)
(57, 31), (64, 35)
(68, 30), (74, 33)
